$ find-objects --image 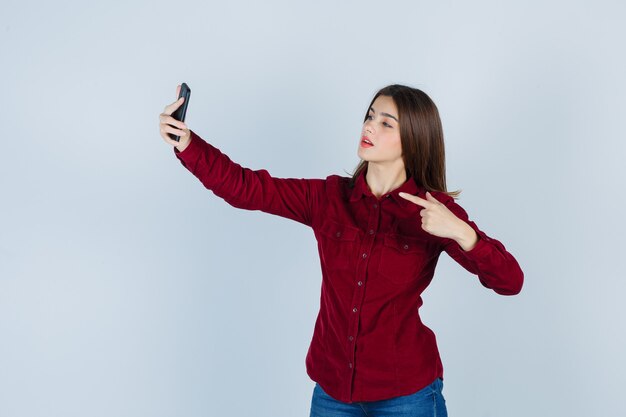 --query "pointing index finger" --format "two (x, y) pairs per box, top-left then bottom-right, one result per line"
(398, 192), (433, 208)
